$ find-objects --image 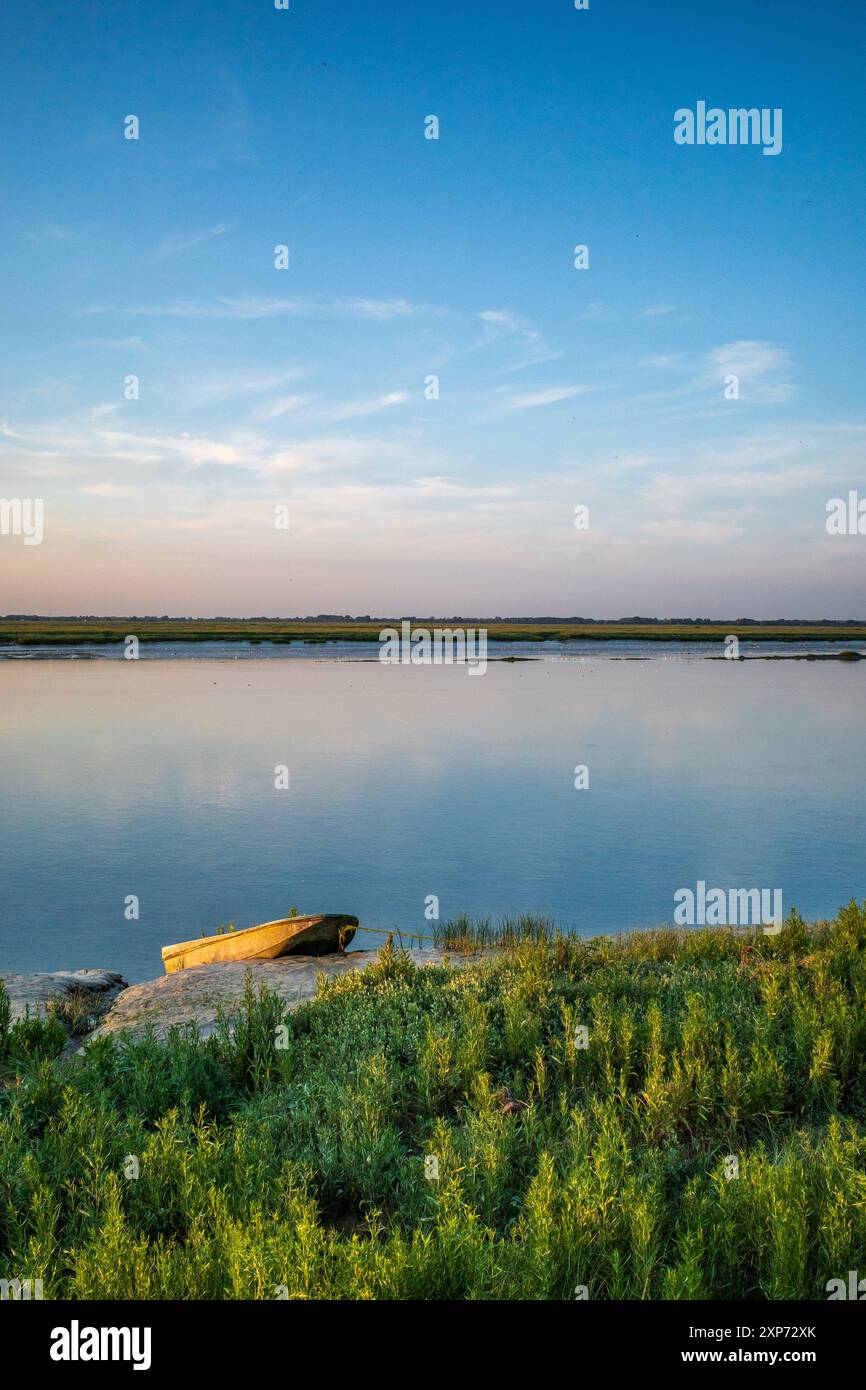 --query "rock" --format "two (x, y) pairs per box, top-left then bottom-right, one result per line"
(2, 949), (489, 1048)
(89, 948), (466, 1043)
(0, 968), (128, 1025)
